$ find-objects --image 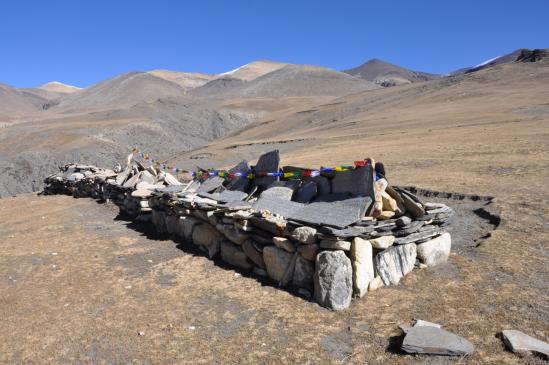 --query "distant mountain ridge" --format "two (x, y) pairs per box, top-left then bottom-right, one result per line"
(343, 59), (439, 87)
